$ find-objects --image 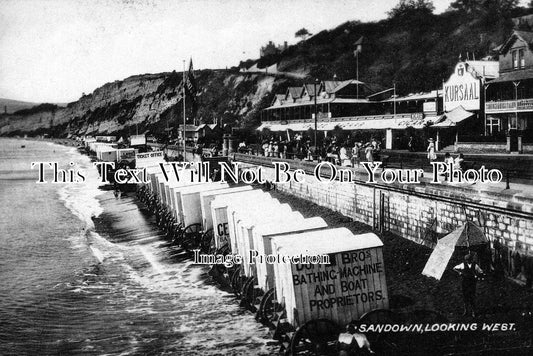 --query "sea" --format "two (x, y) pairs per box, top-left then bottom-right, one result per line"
(0, 138), (275, 356)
